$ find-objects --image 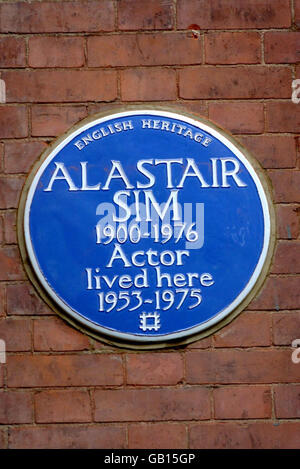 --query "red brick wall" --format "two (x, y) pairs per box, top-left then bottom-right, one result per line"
(0, 0), (299, 449)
